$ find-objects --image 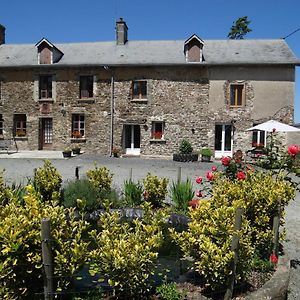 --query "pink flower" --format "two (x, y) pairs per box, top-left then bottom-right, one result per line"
(206, 171), (214, 181)
(272, 128), (276, 133)
(236, 171), (246, 180)
(288, 144), (299, 157)
(195, 176), (203, 184)
(143, 191), (148, 200)
(221, 156), (231, 166)
(196, 190), (202, 198)
(211, 166), (217, 172)
(270, 252), (278, 264)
